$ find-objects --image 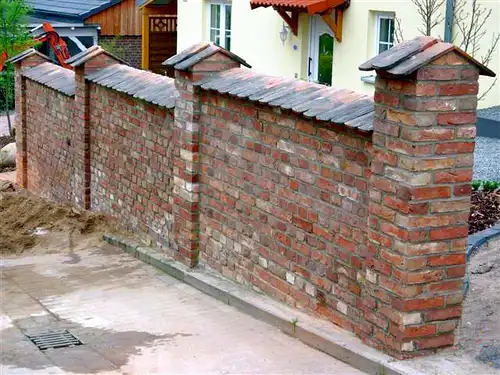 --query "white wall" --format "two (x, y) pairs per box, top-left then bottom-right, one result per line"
(177, 0), (499, 108)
